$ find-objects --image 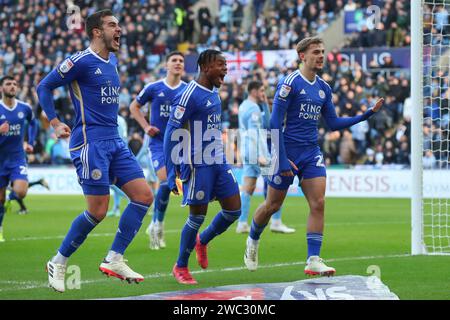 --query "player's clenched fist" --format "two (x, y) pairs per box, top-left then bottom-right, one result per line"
(0, 121), (9, 134)
(51, 120), (71, 139)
